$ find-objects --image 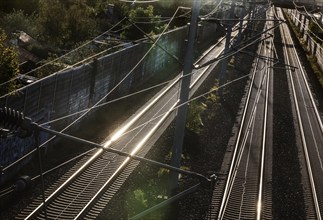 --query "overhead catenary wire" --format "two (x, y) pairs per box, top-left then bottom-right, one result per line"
(126, 18), (183, 65)
(1, 6), (185, 174)
(1, 11), (272, 189)
(3, 1), (270, 182)
(0, 148), (96, 199)
(0, 0), (276, 203)
(1, 70), (251, 179)
(293, 1), (323, 33)
(40, 17), (268, 127)
(0, 8), (192, 99)
(0, 43), (126, 99)
(40, 76), (177, 126)
(3, 2), (248, 138)
(0, 18), (128, 89)
(200, 0), (224, 19)
(132, 7), (191, 24)
(41, 10), (268, 127)
(195, 27), (277, 69)
(0, 69), (250, 200)
(288, 8), (323, 45)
